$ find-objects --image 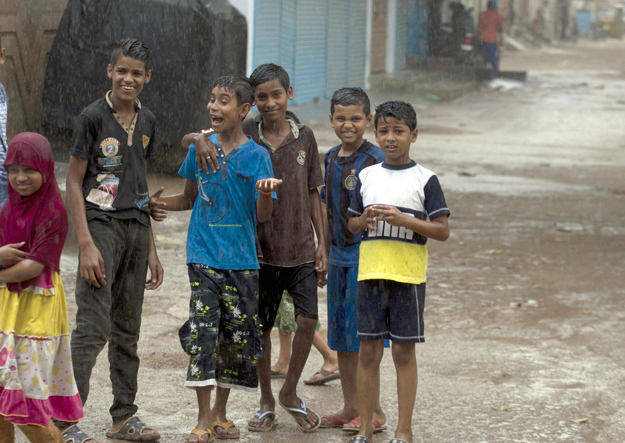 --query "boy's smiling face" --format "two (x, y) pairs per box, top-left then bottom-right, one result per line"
(207, 86), (249, 133)
(375, 116), (418, 164)
(330, 104), (372, 148)
(254, 79), (293, 123)
(107, 55), (151, 104)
